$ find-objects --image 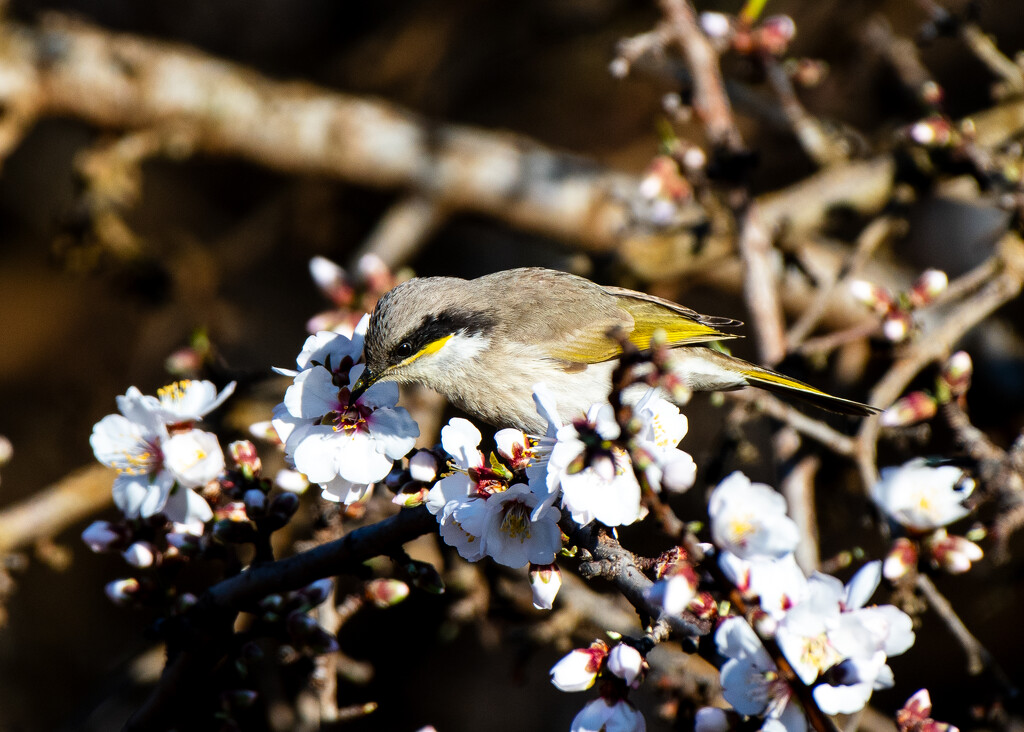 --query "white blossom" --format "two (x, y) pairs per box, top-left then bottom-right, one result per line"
(871, 459), (974, 531)
(715, 618), (805, 732)
(460, 483), (562, 568)
(91, 387), (217, 524)
(571, 699), (646, 732)
(139, 379), (236, 424)
(709, 472), (799, 560)
(633, 390), (696, 493)
(275, 355), (418, 503)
